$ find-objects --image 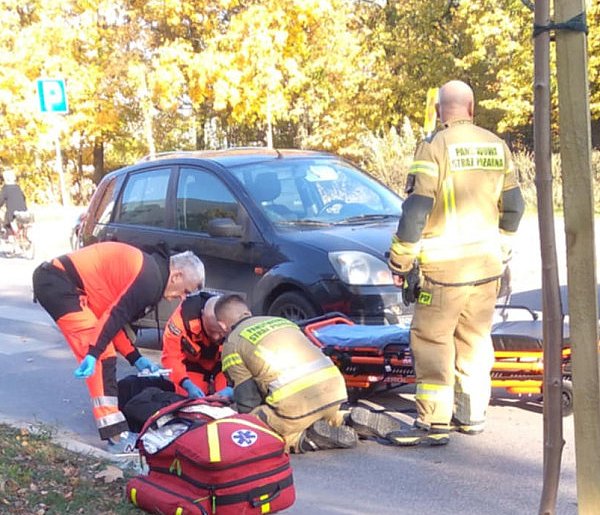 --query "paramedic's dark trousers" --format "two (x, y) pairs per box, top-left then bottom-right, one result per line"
(33, 263), (129, 440)
(410, 277), (498, 427)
